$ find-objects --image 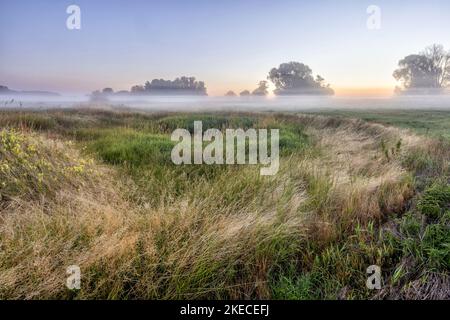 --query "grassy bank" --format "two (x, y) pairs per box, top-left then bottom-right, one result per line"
(0, 108), (449, 299)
